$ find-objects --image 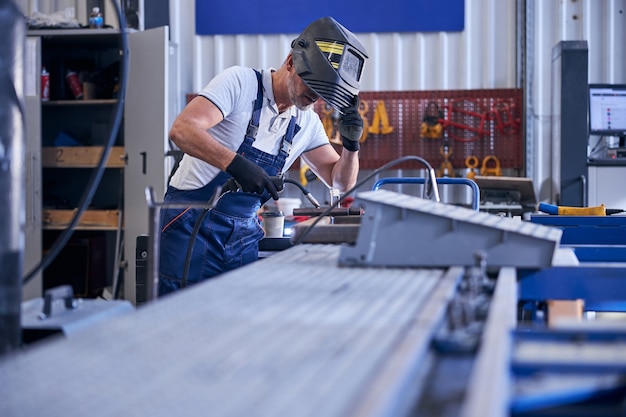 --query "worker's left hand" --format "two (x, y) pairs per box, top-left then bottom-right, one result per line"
(339, 96), (363, 152)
